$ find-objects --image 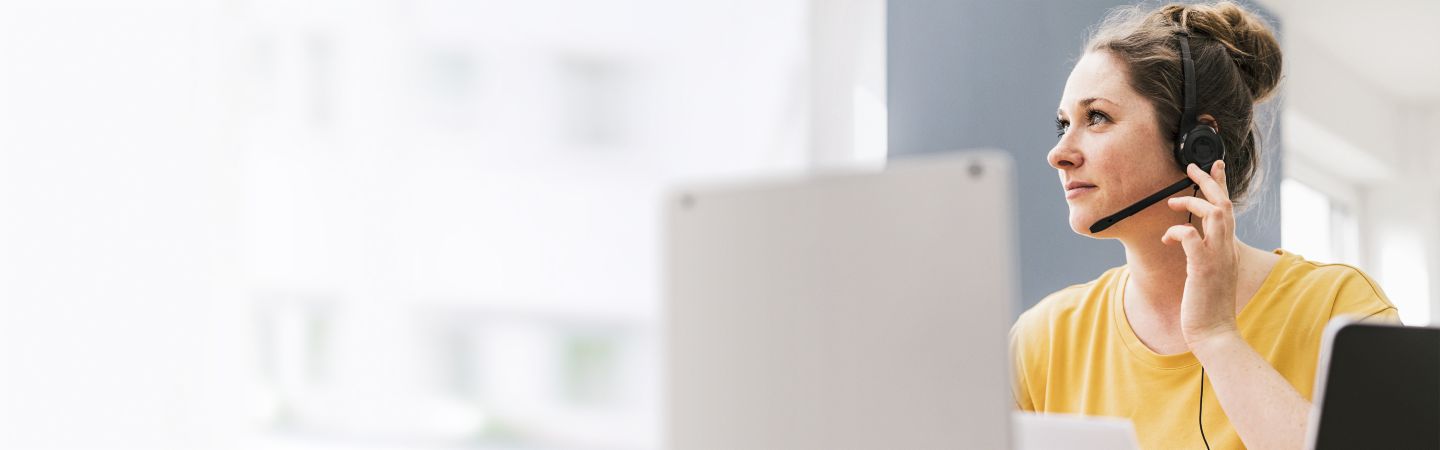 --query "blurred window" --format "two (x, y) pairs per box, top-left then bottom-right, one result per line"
(1281, 176), (1360, 266)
